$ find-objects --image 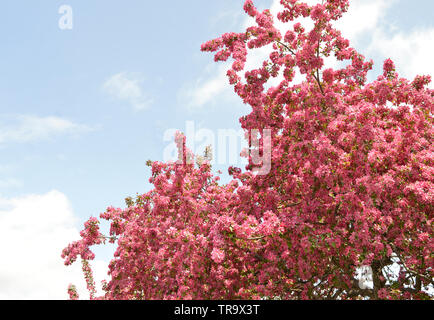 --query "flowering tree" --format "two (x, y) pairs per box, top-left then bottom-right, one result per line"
(62, 0), (433, 300)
